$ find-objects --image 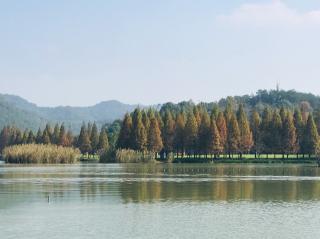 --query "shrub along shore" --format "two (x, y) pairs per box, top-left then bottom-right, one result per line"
(3, 144), (81, 164)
